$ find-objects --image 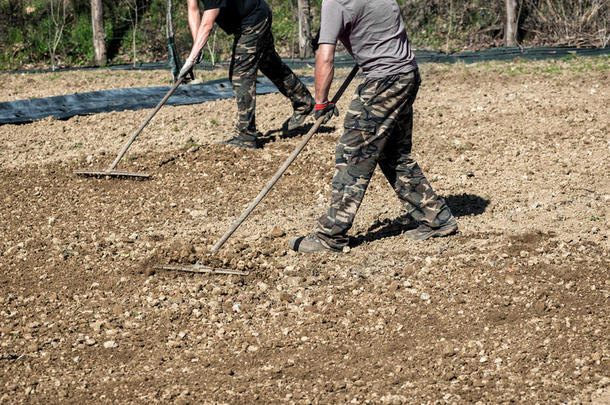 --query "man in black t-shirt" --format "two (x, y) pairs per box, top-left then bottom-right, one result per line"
(181, 0), (315, 149)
